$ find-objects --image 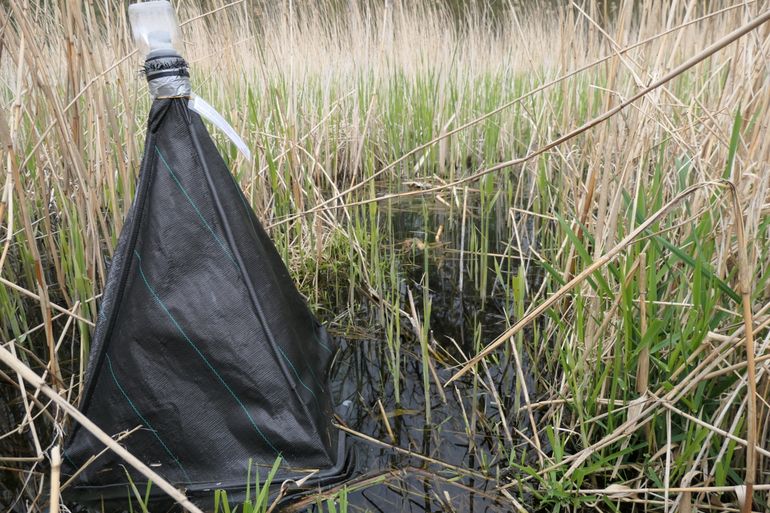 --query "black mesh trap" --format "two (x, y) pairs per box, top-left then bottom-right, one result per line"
(62, 54), (349, 507)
